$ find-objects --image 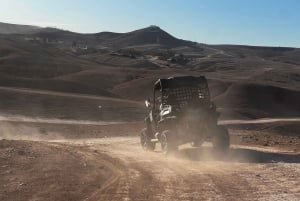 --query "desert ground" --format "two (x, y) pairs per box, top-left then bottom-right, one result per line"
(0, 22), (299, 200)
(1, 119), (300, 201)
